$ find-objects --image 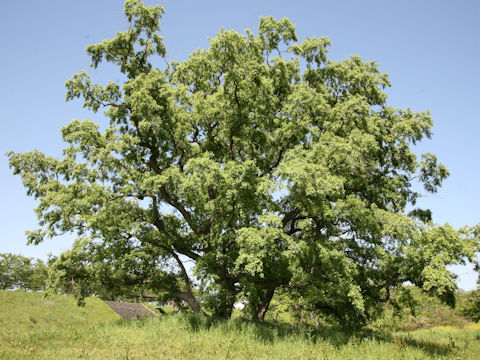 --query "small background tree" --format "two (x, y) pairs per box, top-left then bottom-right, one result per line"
(0, 253), (48, 291)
